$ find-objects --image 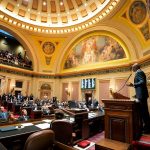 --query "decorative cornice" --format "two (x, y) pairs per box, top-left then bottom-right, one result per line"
(0, 56), (150, 79)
